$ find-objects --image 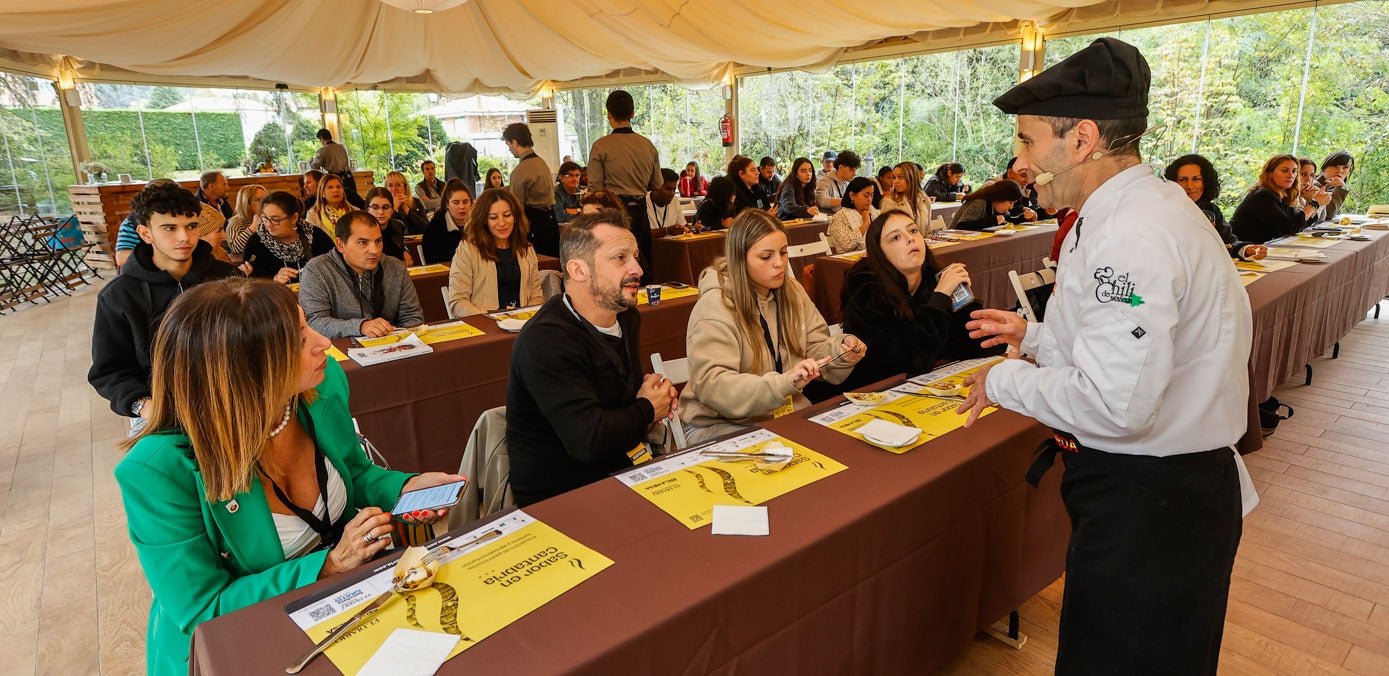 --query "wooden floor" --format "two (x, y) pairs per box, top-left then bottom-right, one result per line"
(5, 278), (1389, 675)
